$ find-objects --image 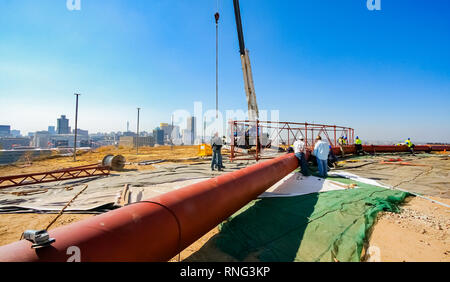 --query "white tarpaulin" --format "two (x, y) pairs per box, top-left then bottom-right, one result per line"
(259, 171), (389, 198)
